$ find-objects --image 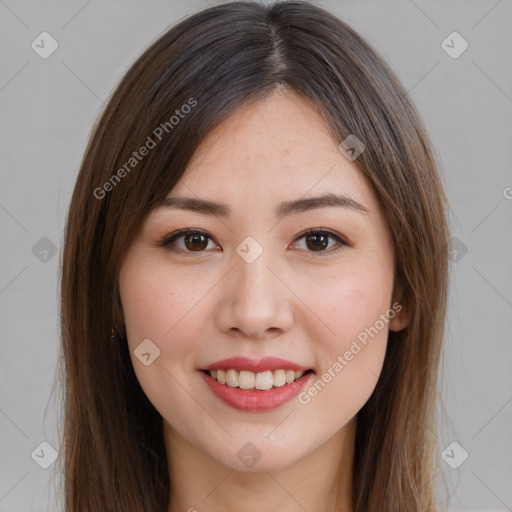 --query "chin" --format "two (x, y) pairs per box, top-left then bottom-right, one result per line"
(223, 448), (302, 473)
